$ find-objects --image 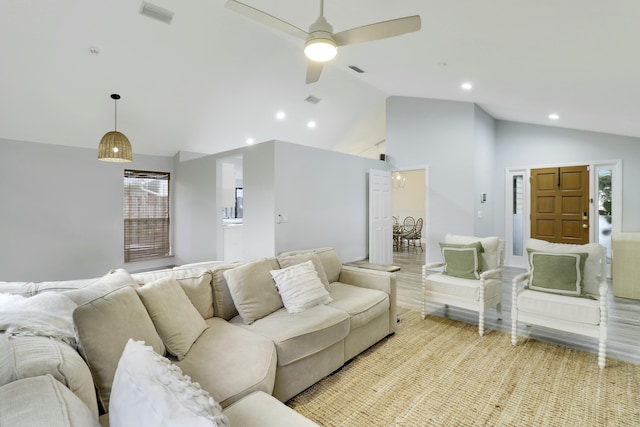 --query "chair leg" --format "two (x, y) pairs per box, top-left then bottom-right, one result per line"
(511, 310), (518, 345)
(496, 303), (502, 320)
(598, 319), (607, 368)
